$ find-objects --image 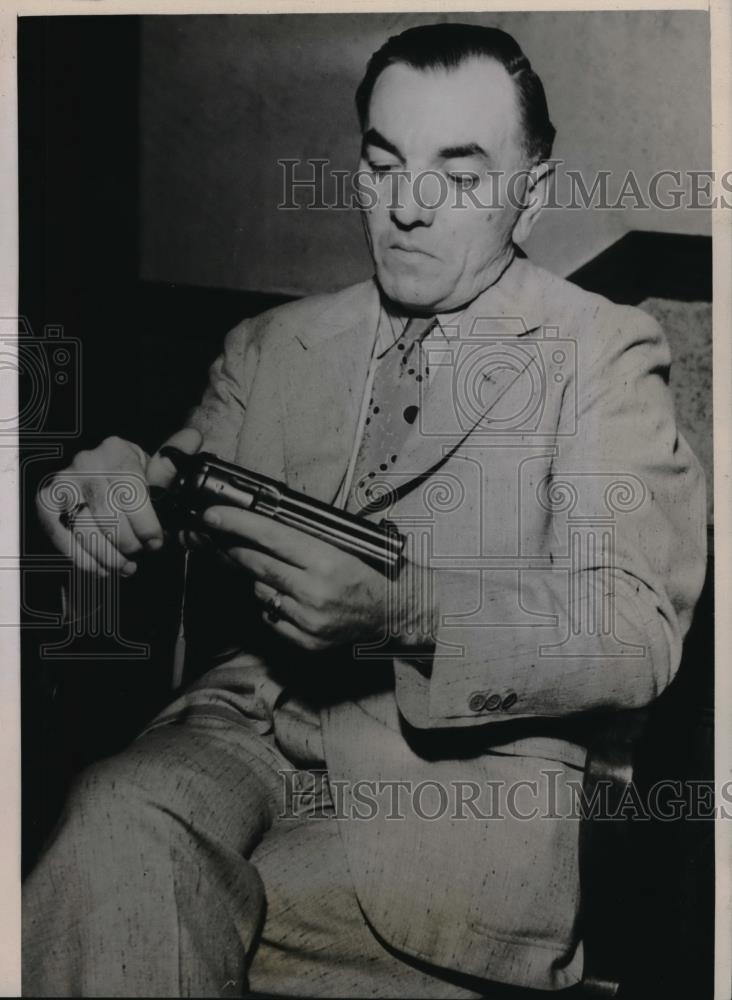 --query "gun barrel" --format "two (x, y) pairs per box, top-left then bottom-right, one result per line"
(275, 493), (404, 570)
(160, 447), (405, 573)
